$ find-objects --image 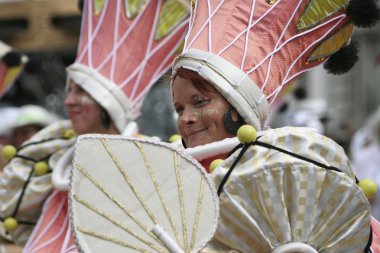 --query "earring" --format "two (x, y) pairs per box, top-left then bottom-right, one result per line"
(223, 106), (244, 134)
